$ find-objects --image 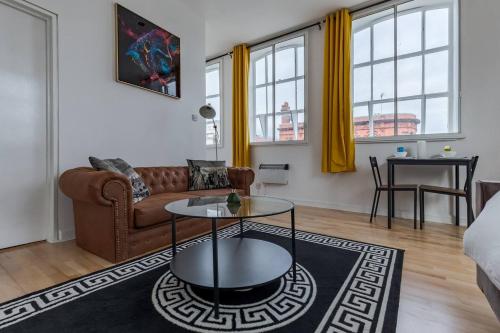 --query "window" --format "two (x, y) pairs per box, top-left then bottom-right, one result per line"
(352, 0), (459, 140)
(248, 33), (307, 143)
(205, 61), (222, 146)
